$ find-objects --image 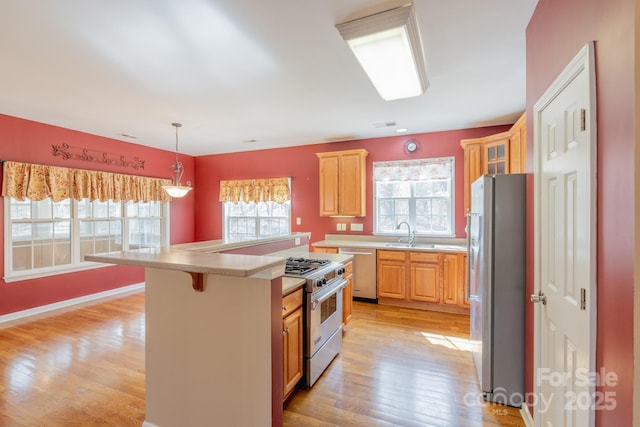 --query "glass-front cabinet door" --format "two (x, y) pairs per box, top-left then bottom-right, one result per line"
(484, 139), (510, 175)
